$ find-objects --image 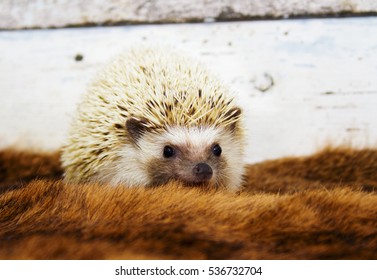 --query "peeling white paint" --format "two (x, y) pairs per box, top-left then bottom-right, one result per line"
(1, 0), (377, 29)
